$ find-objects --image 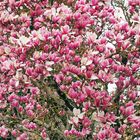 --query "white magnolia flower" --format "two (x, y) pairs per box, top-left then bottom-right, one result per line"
(106, 42), (116, 51)
(70, 108), (85, 124)
(81, 57), (92, 66)
(73, 108), (85, 119)
(114, 7), (126, 20)
(19, 36), (30, 45)
(35, 29), (46, 41)
(86, 32), (97, 42)
(107, 83), (117, 94)
(4, 47), (11, 54)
